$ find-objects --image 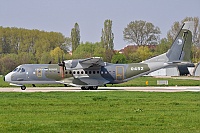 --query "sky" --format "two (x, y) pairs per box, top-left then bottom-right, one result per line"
(0, 0), (200, 50)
